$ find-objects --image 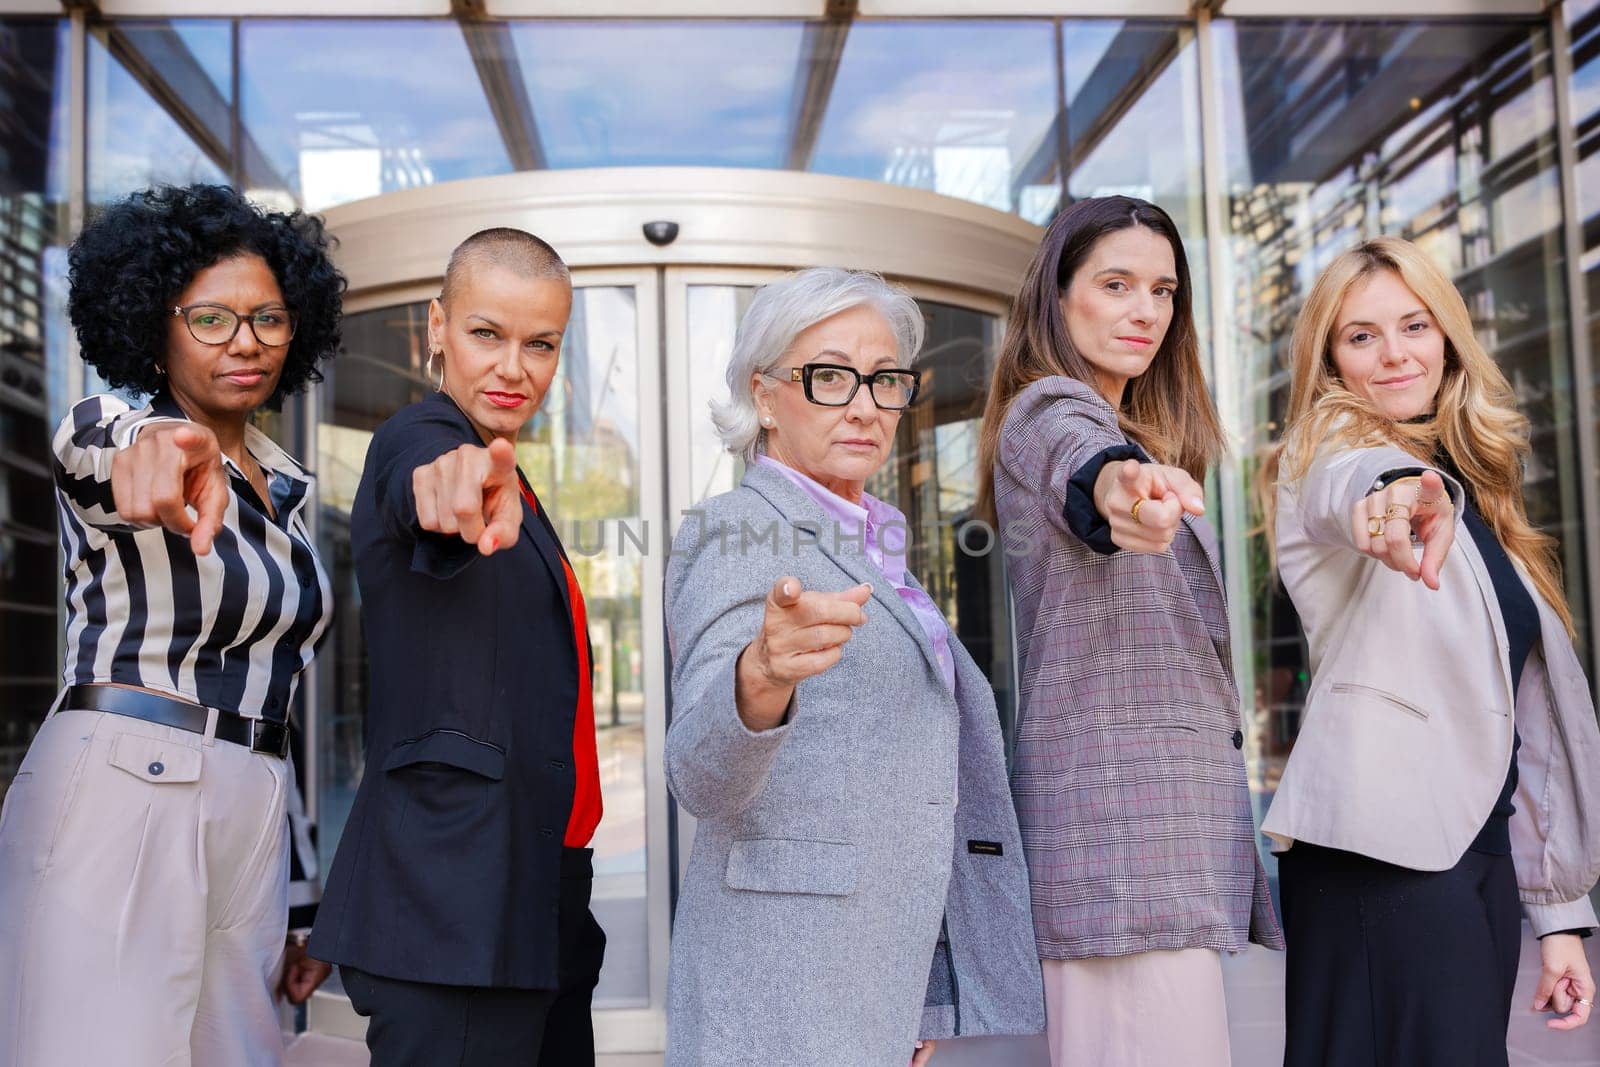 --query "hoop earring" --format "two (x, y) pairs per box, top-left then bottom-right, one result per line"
(428, 349), (446, 392)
